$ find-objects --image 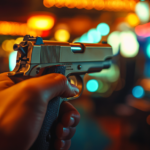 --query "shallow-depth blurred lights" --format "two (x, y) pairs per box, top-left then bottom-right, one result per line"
(86, 79), (99, 92)
(135, 2), (149, 23)
(120, 31), (139, 58)
(54, 29), (70, 42)
(126, 13), (140, 27)
(107, 31), (120, 55)
(9, 51), (17, 71)
(27, 15), (55, 30)
(135, 23), (150, 37)
(15, 37), (24, 44)
(146, 44), (150, 58)
(43, 0), (137, 11)
(96, 23), (110, 36)
(146, 115), (150, 125)
(87, 29), (101, 43)
(89, 64), (120, 83)
(79, 34), (88, 43)
(132, 86), (145, 98)
(2, 39), (15, 52)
